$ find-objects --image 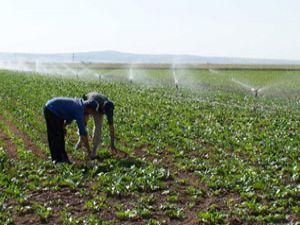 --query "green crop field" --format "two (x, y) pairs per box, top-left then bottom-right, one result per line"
(0, 68), (299, 224)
